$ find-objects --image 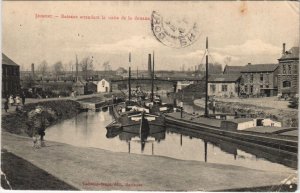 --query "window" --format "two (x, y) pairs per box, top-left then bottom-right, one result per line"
(282, 64), (286, 74)
(250, 86), (253, 93)
(288, 64), (292, 74)
(210, 85), (216, 93)
(265, 73), (269, 83)
(222, 85), (228, 92)
(245, 85), (248, 92)
(250, 74), (254, 83)
(260, 74), (263, 82)
(283, 81), (291, 88)
(260, 85), (263, 88)
(266, 85), (269, 88)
